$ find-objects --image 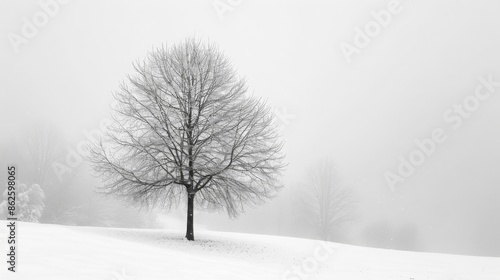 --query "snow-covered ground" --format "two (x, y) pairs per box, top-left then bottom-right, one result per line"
(0, 222), (499, 280)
